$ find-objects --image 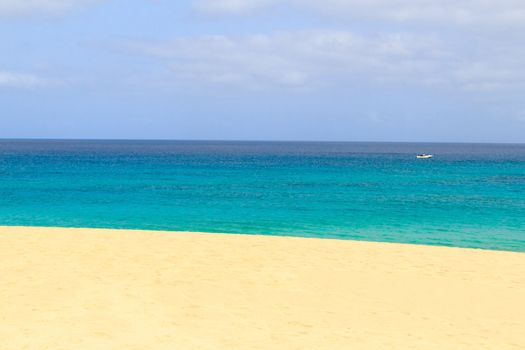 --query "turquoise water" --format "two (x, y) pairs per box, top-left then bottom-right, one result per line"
(0, 140), (524, 252)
